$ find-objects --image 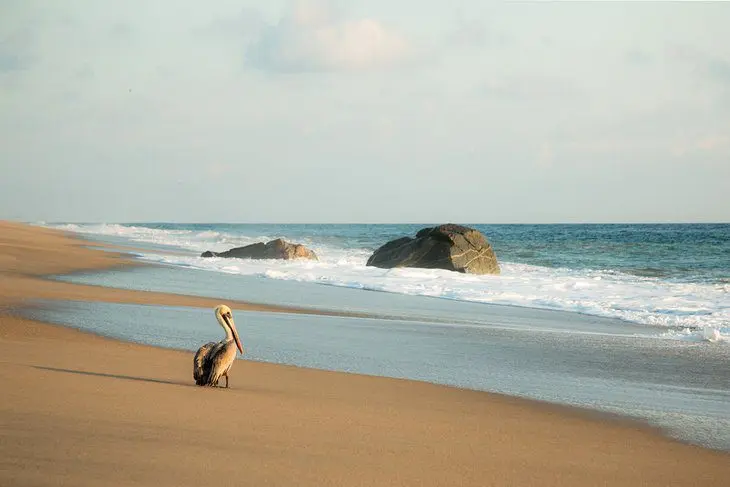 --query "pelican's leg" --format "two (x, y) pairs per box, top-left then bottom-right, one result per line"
(224, 372), (229, 388)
